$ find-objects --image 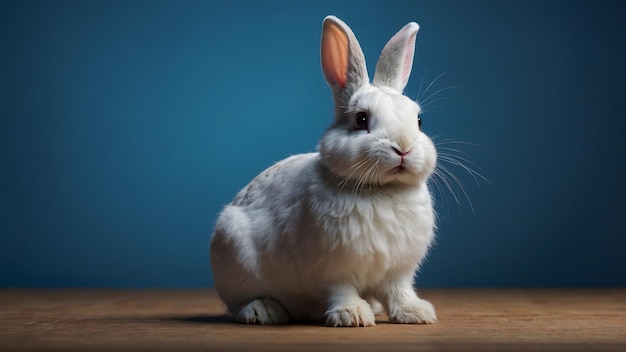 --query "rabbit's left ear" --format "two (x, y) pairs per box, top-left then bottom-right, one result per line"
(373, 22), (419, 93)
